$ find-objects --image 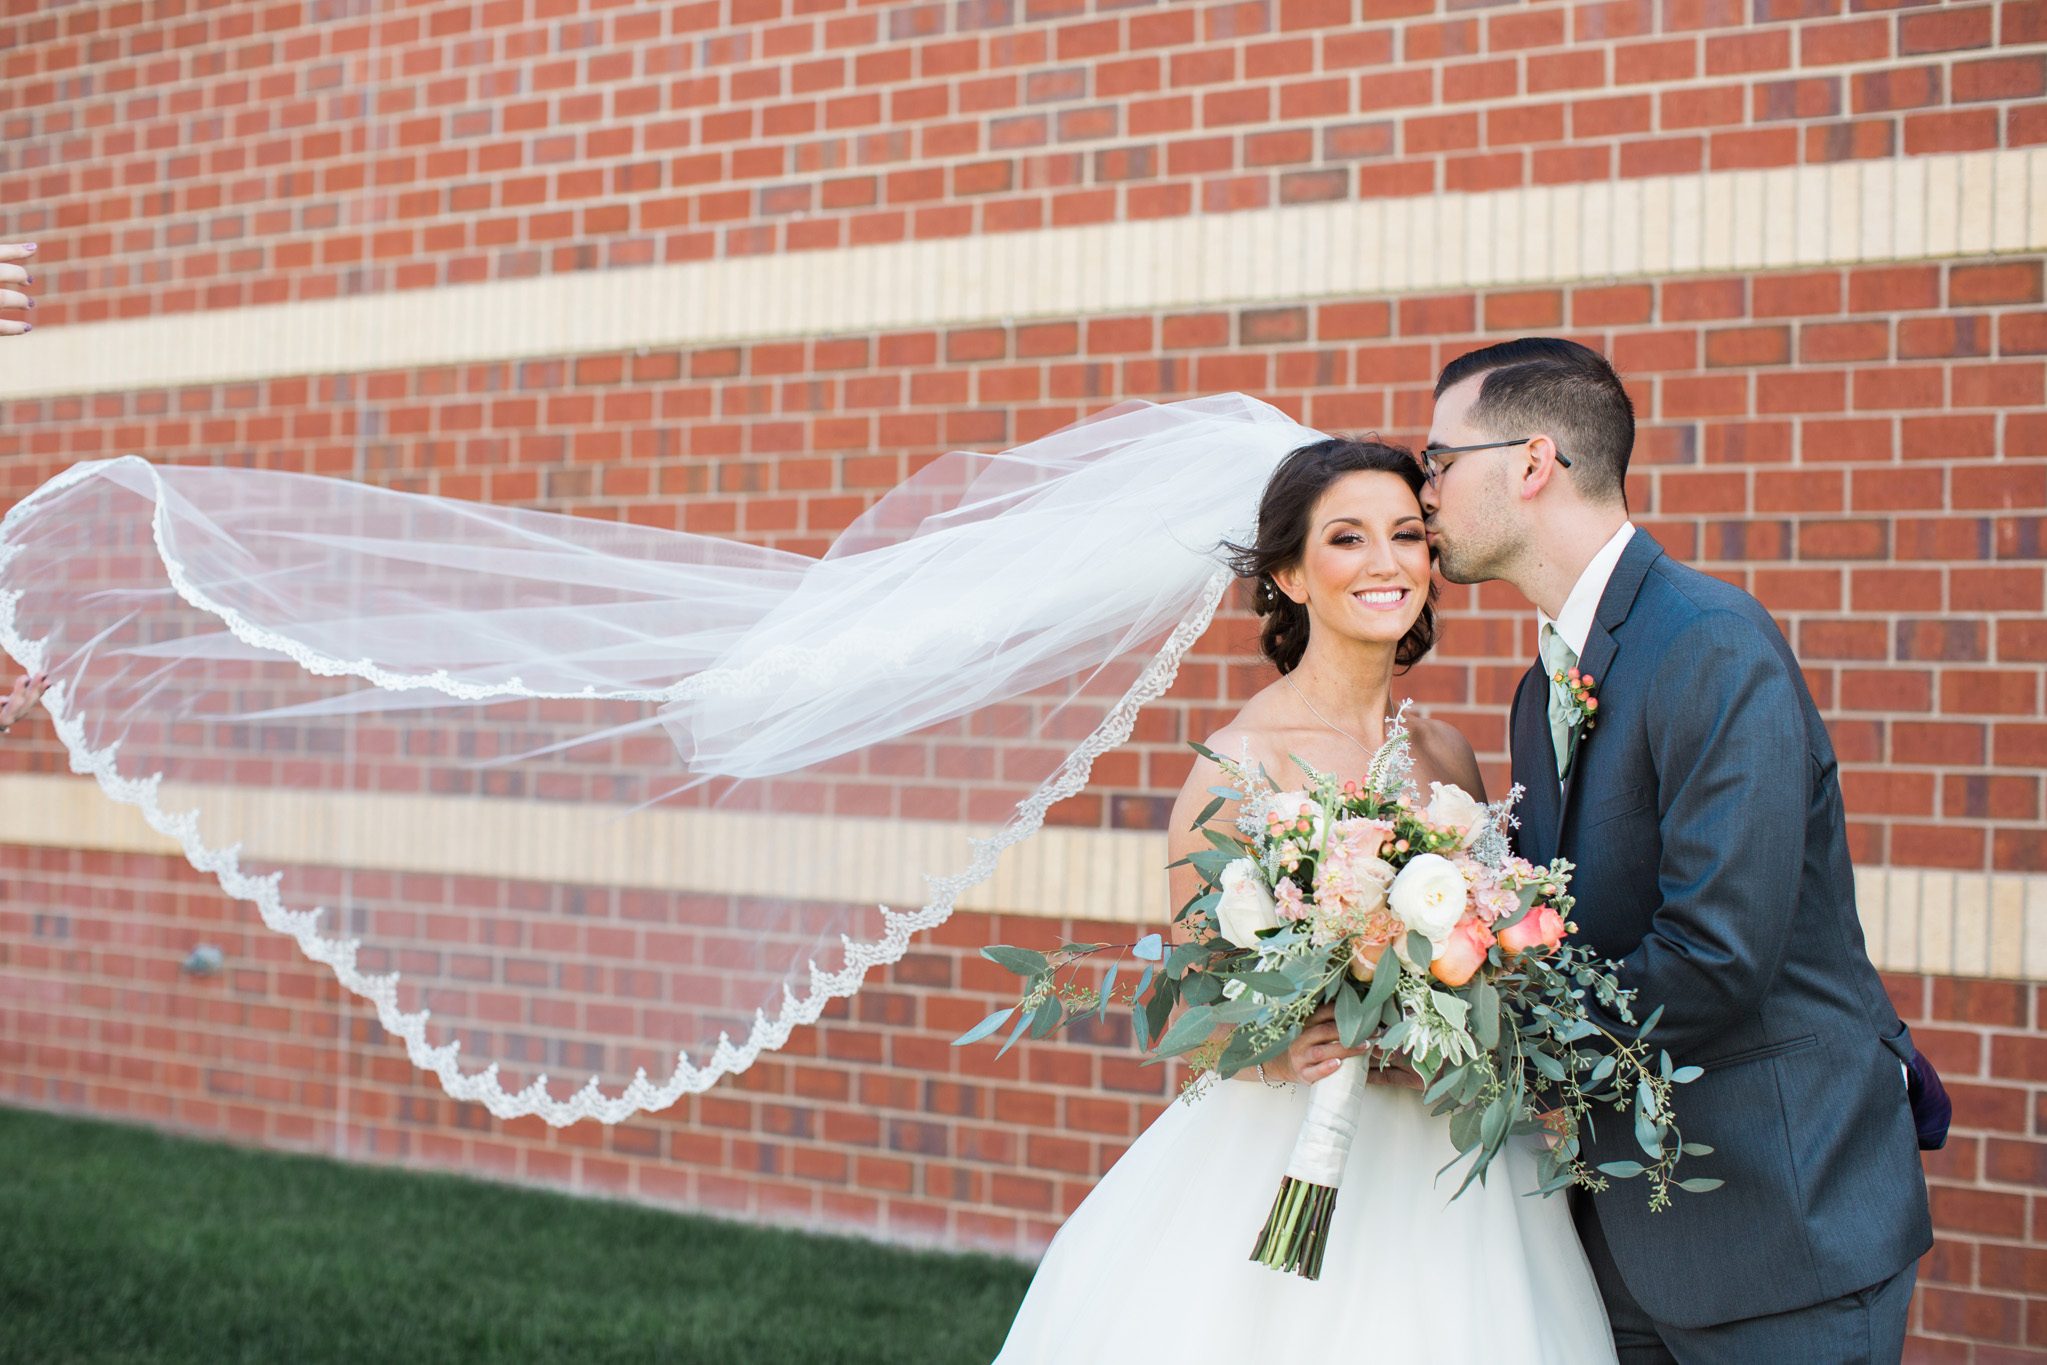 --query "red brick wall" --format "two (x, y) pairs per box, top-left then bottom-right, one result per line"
(5, 1), (2047, 1358)
(6, 258), (2042, 866)
(4, 0), (2044, 325)
(5, 849), (2047, 1357)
